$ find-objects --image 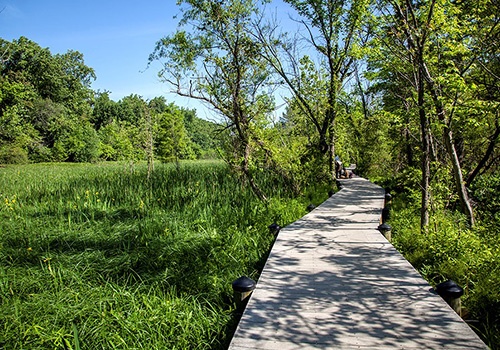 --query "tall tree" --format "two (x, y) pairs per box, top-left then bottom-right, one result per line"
(0, 37), (97, 163)
(155, 106), (194, 163)
(149, 0), (274, 200)
(257, 0), (371, 181)
(372, 0), (500, 227)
